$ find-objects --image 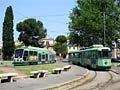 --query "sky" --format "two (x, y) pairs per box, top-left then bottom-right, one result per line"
(0, 0), (76, 43)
